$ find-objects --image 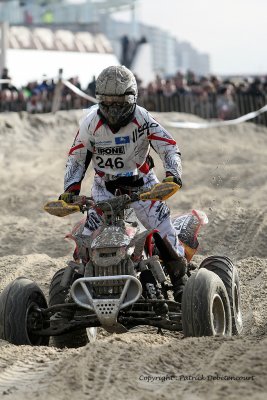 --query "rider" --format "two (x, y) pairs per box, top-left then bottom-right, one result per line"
(60, 65), (187, 301)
